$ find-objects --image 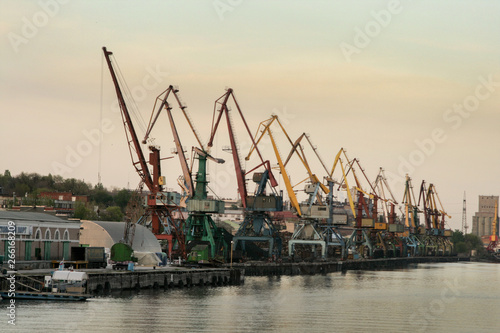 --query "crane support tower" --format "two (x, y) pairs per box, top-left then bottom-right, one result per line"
(142, 85), (228, 263)
(102, 47), (185, 258)
(208, 89), (283, 260)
